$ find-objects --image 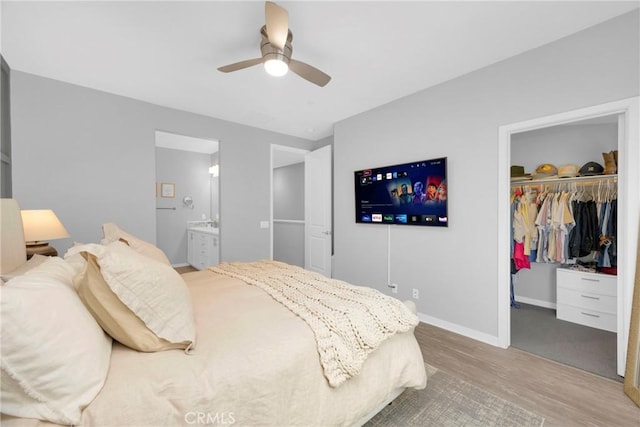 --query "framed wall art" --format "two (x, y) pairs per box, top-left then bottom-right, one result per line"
(160, 182), (175, 198)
